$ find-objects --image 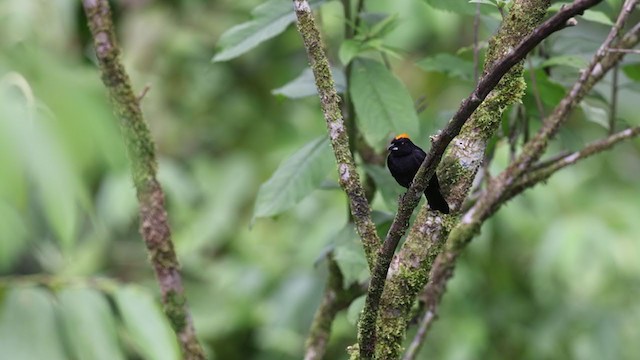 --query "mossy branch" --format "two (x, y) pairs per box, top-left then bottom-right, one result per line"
(464, 0), (639, 231)
(506, 126), (640, 202)
(292, 0), (381, 270)
(419, 1), (639, 352)
(82, 1), (205, 358)
(304, 256), (364, 360)
(355, 0), (612, 357)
